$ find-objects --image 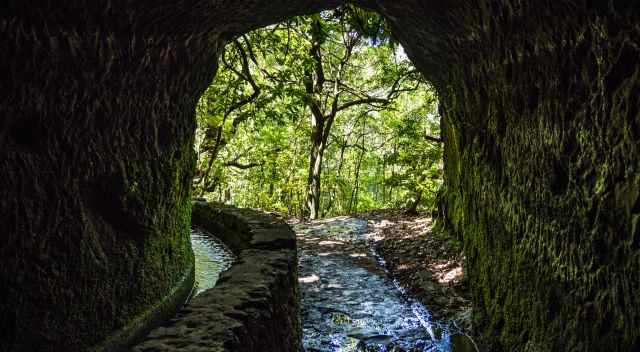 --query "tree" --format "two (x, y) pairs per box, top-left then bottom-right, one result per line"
(193, 8), (441, 218)
(193, 38), (262, 196)
(301, 13), (420, 218)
